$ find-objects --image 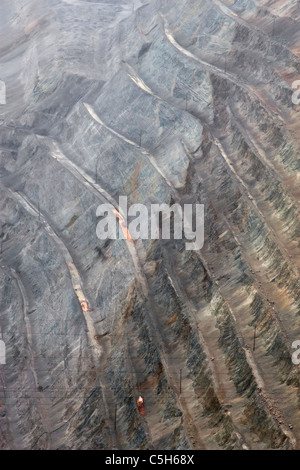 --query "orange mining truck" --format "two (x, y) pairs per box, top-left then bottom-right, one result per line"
(137, 395), (146, 417)
(81, 300), (92, 312)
